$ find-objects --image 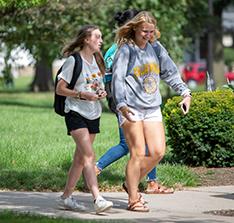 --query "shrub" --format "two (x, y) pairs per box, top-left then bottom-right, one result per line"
(163, 89), (234, 167)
